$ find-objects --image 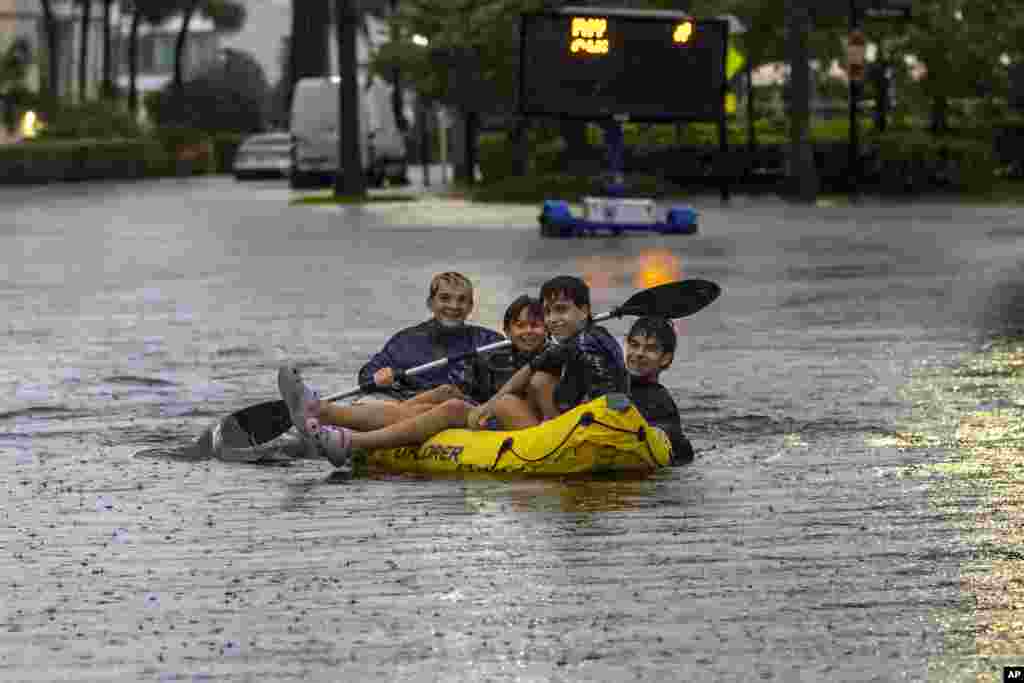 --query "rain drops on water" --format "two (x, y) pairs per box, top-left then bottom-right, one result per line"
(142, 287), (163, 305)
(175, 304), (195, 323)
(221, 639), (241, 657)
(15, 383), (49, 402)
(95, 495), (114, 512)
(144, 592), (160, 608)
(112, 527), (129, 544)
(144, 336), (165, 355)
